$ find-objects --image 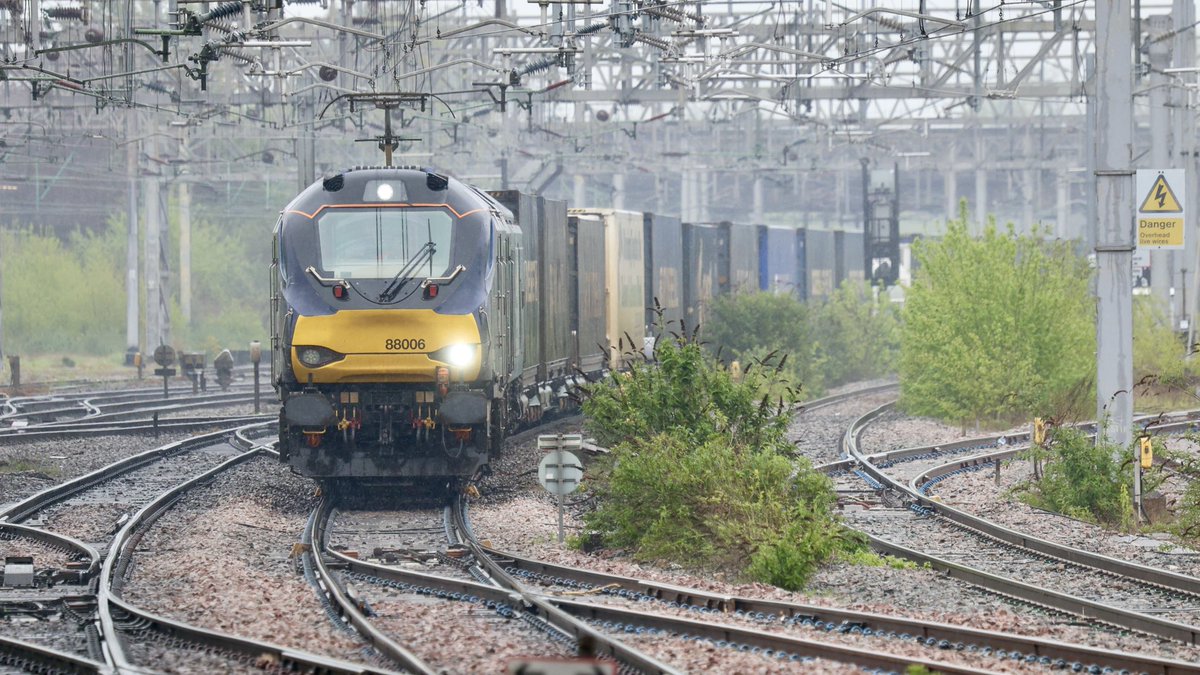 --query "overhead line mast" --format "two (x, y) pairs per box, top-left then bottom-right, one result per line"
(1092, 0), (1135, 472)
